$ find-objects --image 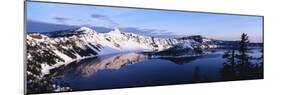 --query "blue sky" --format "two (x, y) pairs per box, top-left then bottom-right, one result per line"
(26, 2), (263, 42)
